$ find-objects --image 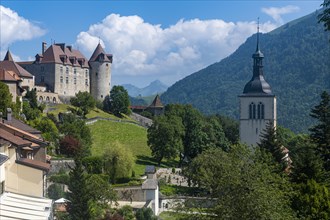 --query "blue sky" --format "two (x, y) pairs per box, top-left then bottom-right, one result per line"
(0, 1), (323, 87)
